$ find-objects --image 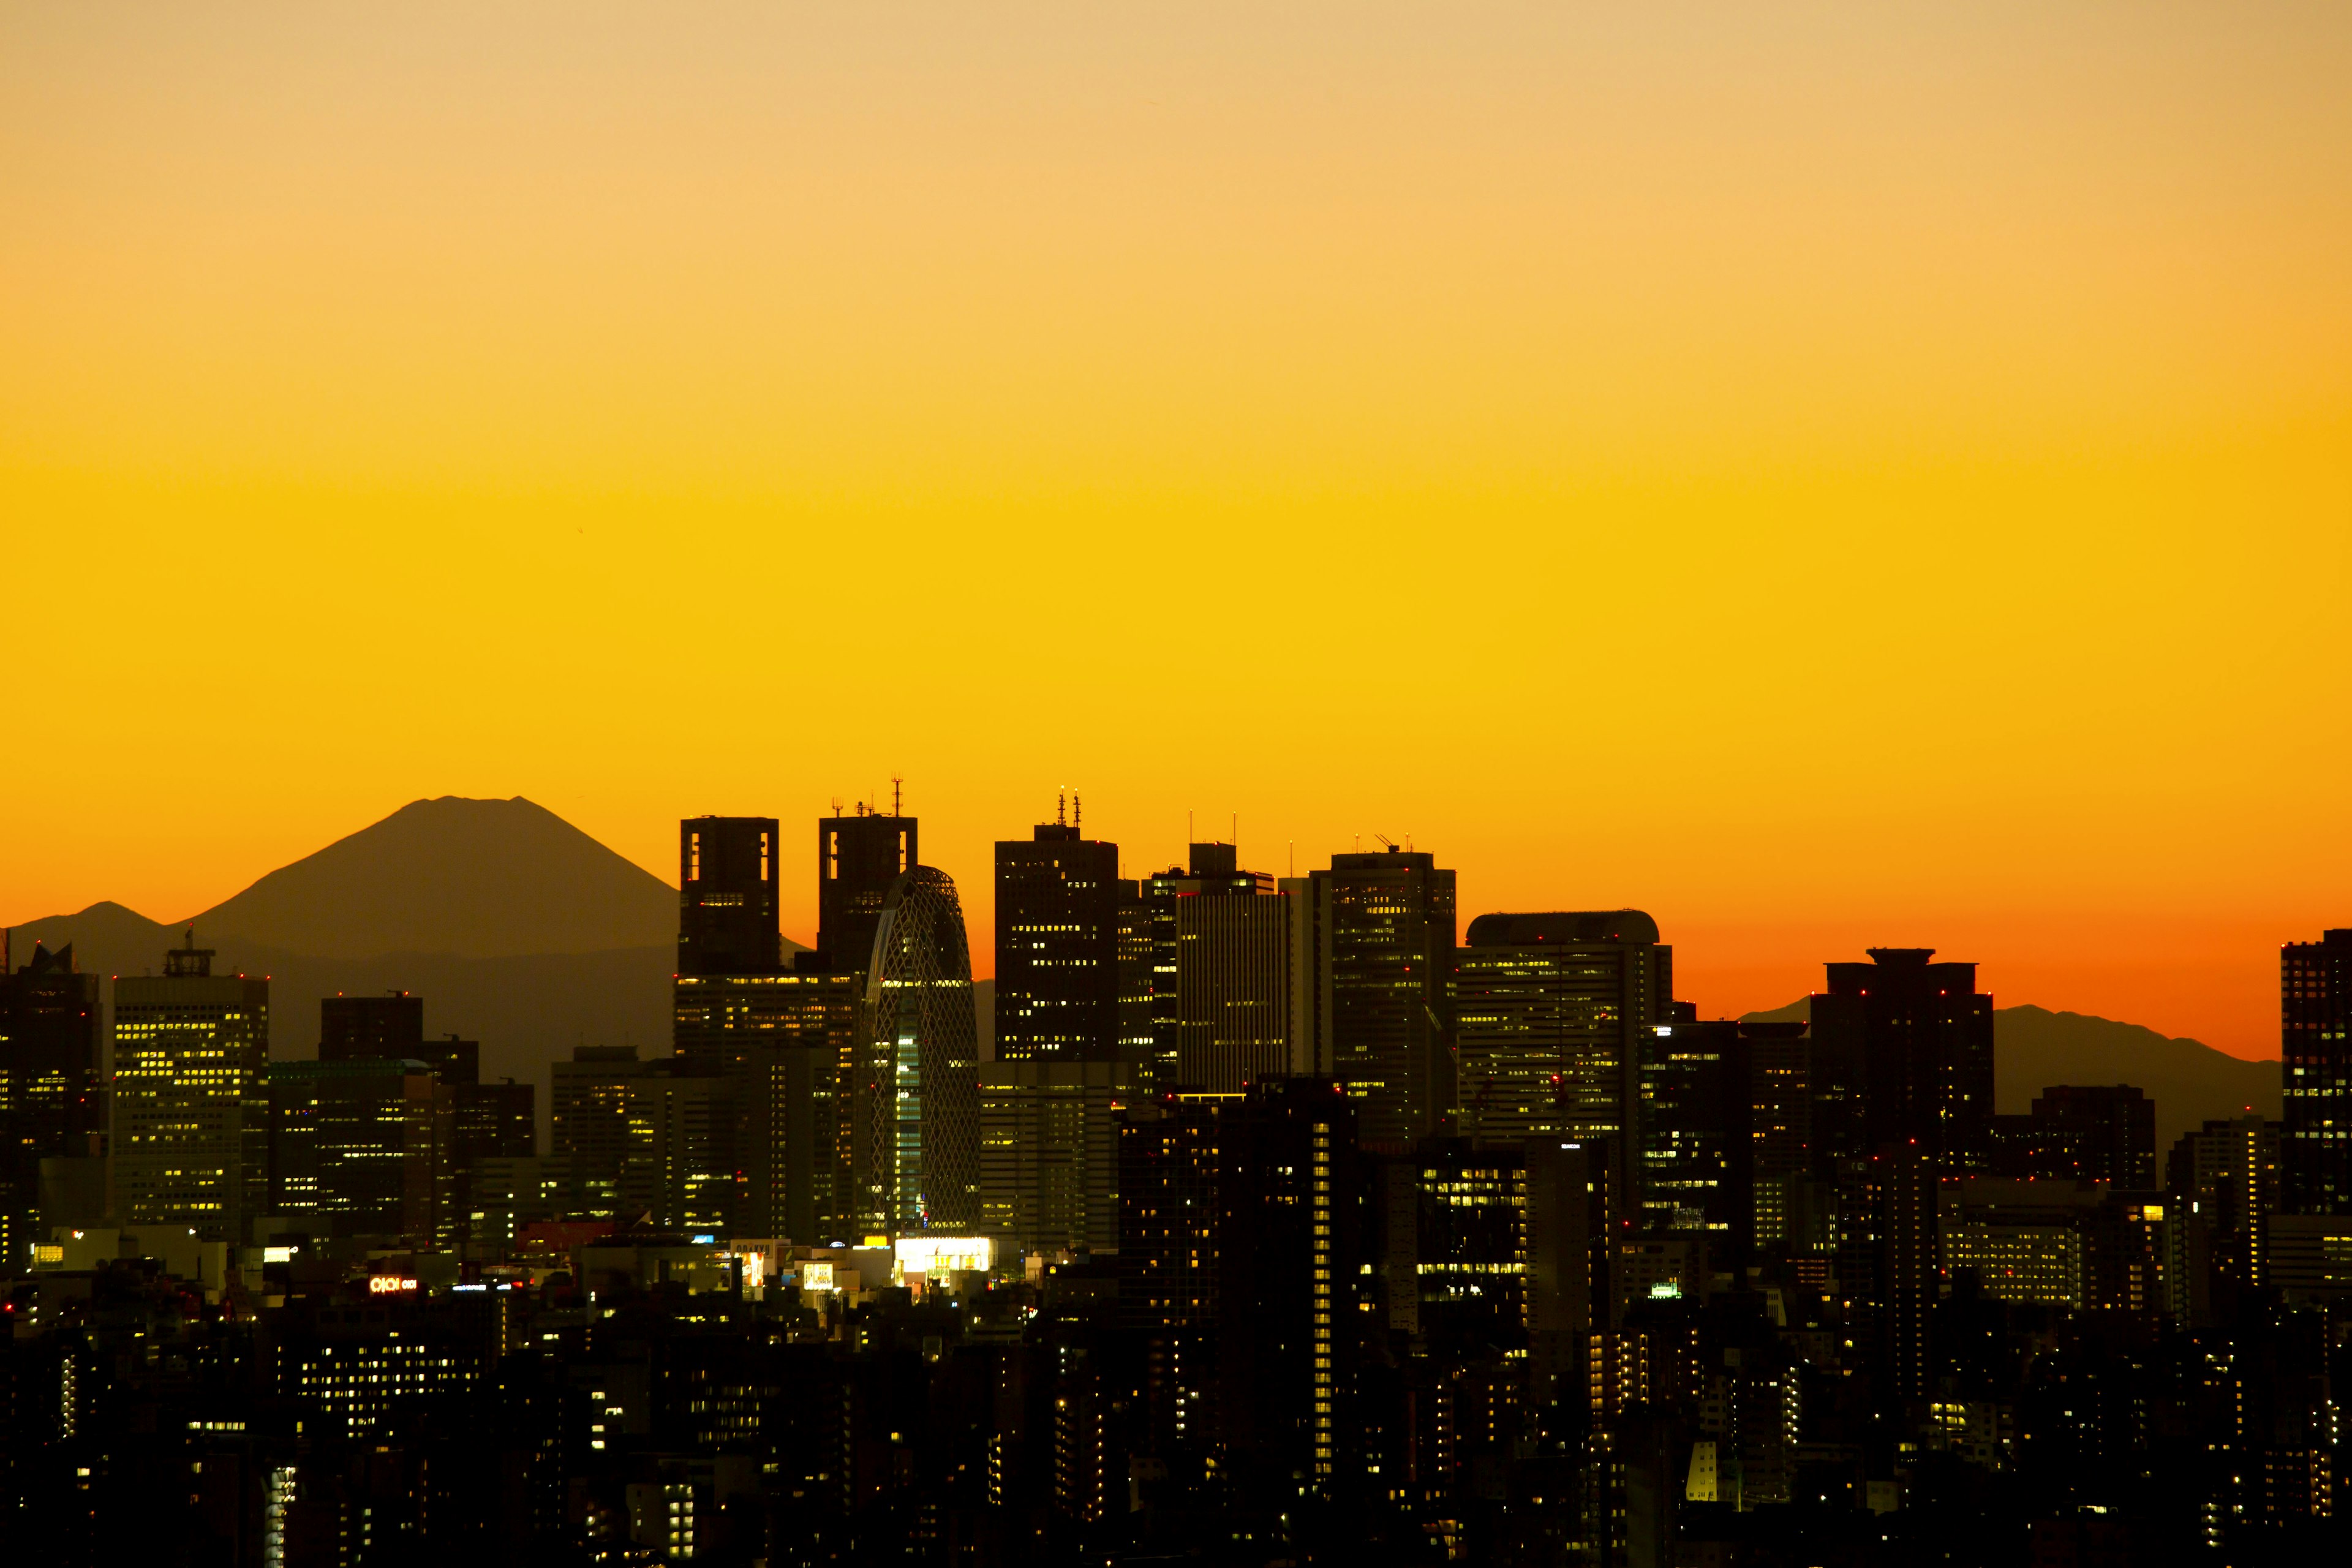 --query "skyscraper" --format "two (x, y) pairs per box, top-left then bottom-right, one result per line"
(1302, 847), (1457, 1153)
(1167, 843), (1292, 1093)
(856, 865), (981, 1235)
(1808, 947), (1994, 1168)
(112, 932), (270, 1241)
(551, 1045), (662, 1218)
(2282, 929), (2352, 1215)
(266, 1058), (447, 1243)
(995, 799), (1121, 1062)
(1452, 910), (1670, 1172)
(978, 1059), (1131, 1259)
(319, 992), (424, 1061)
(0, 938), (105, 1268)
(677, 816), (782, 977)
(818, 803), (918, 974)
